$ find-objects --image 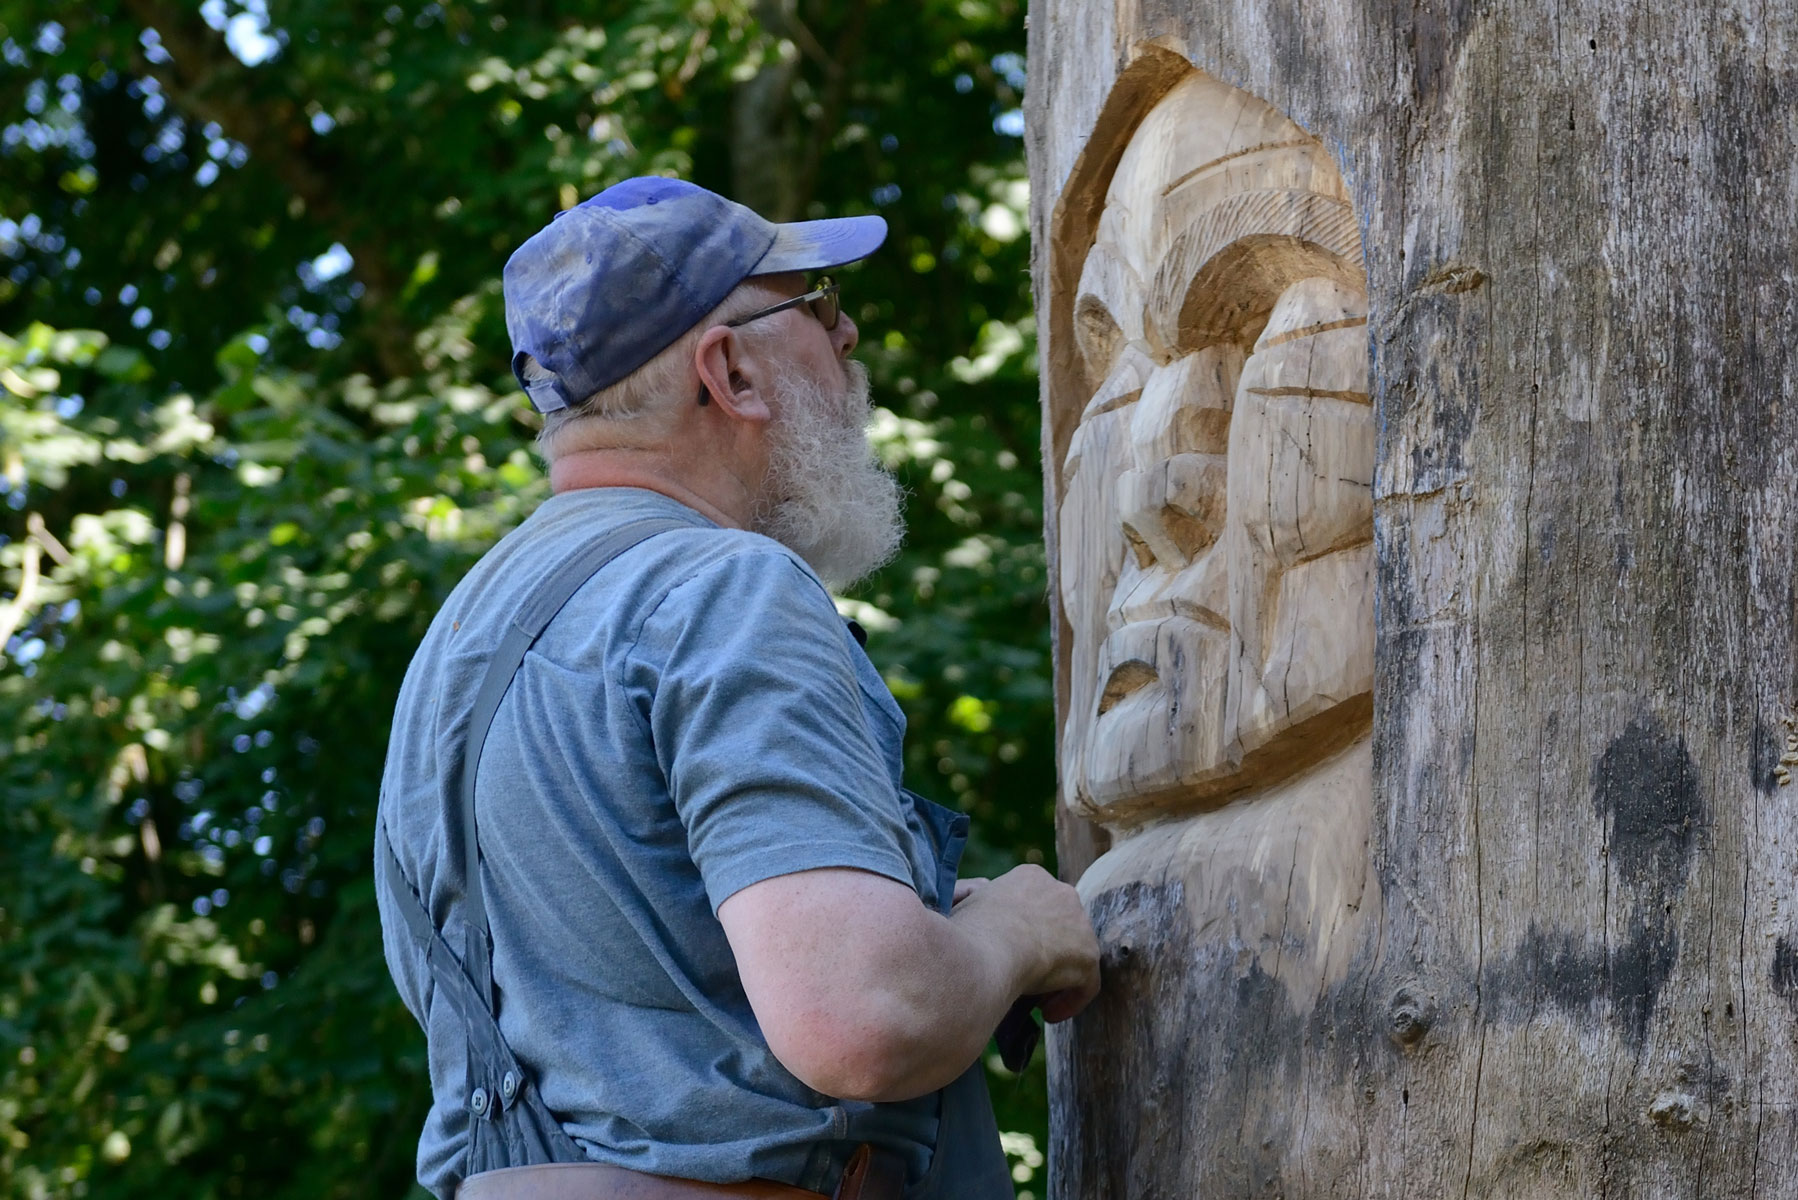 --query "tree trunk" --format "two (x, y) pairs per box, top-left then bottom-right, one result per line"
(1028, 3), (1798, 1197)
